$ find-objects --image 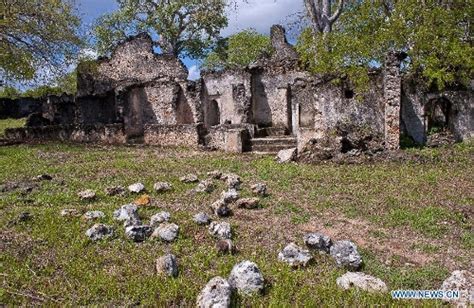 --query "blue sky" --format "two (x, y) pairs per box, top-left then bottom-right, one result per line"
(76, 0), (304, 79)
